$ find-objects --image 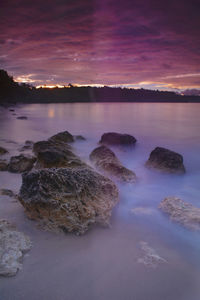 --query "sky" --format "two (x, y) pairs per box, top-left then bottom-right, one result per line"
(0, 0), (200, 92)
